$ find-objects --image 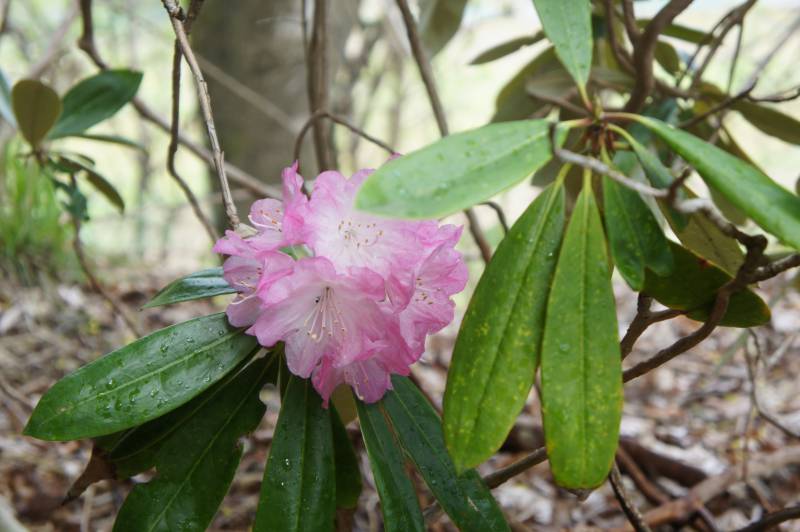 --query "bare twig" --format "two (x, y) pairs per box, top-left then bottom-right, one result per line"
(624, 0), (693, 112)
(745, 332), (800, 439)
(161, 0), (239, 229)
(77, 0), (278, 200)
(609, 463), (653, 532)
(621, 0), (641, 44)
(484, 446), (548, 489)
(480, 201), (509, 234)
(749, 253), (800, 282)
(743, 10), (800, 89)
(166, 30), (218, 243)
(306, 0), (331, 170)
(393, 0), (492, 264)
(293, 111), (395, 163)
(679, 82), (756, 129)
(734, 504), (800, 532)
(620, 295), (684, 359)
